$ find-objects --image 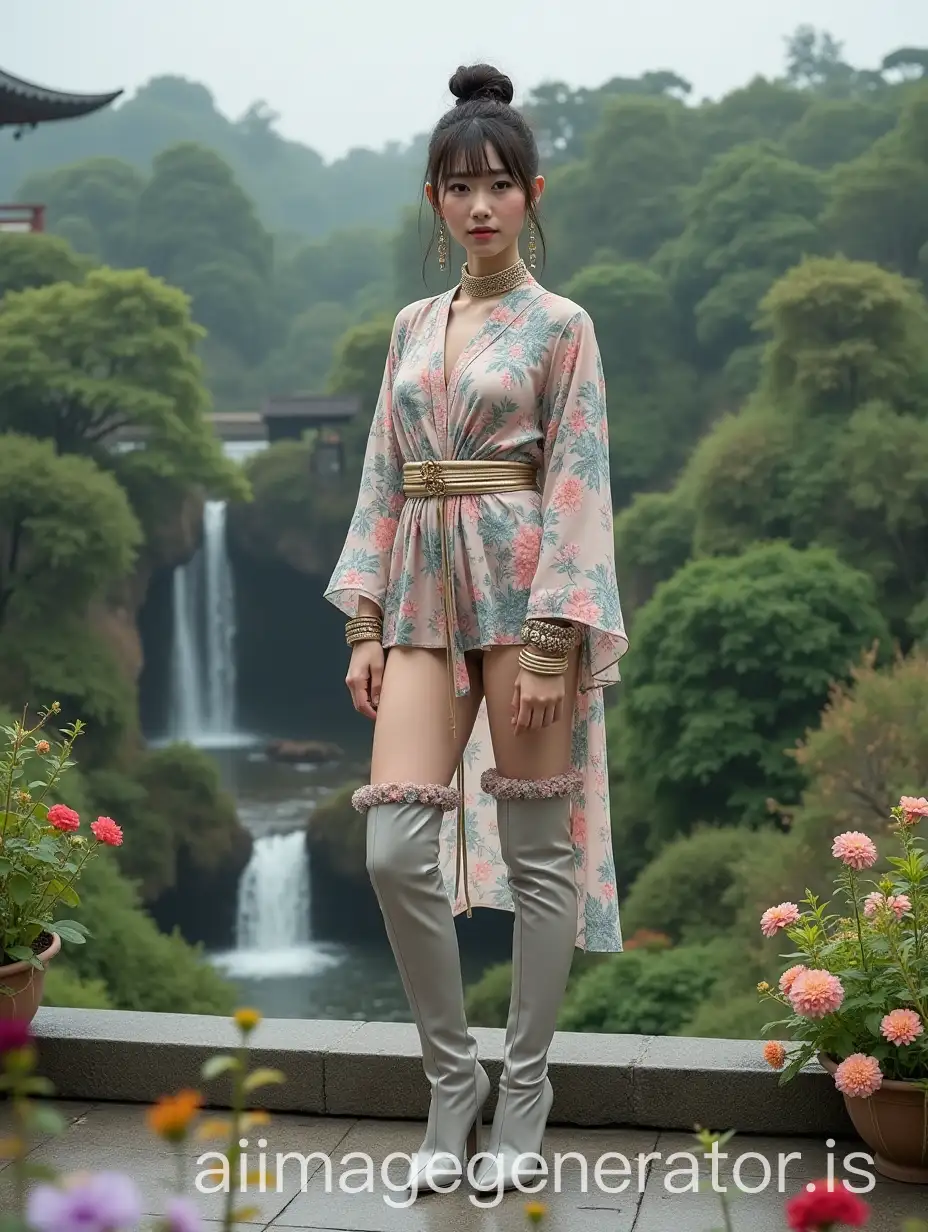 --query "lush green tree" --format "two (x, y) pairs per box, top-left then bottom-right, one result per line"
(88, 743), (249, 903)
(757, 256), (928, 414)
(564, 263), (704, 504)
(0, 434), (140, 631)
(787, 646), (928, 855)
(657, 143), (825, 378)
(0, 267), (247, 501)
(613, 487), (697, 618)
(618, 542), (891, 844)
(693, 79), (810, 161)
(620, 825), (759, 944)
(327, 312), (397, 473)
(0, 615), (139, 766)
(275, 227), (392, 320)
(783, 99), (898, 169)
(134, 142), (272, 284)
(259, 301), (353, 397)
(62, 850), (237, 1015)
(0, 233), (90, 297)
(15, 157), (145, 266)
(228, 439), (356, 581)
(543, 96), (697, 284)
